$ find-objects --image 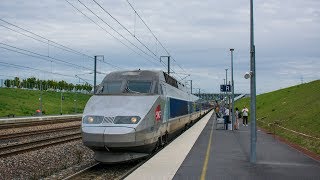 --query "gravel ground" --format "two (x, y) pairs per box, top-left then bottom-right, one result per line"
(0, 121), (81, 136)
(0, 140), (94, 180)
